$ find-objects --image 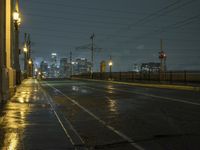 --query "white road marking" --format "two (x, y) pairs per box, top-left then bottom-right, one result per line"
(63, 115), (86, 145)
(40, 83), (87, 150)
(45, 82), (144, 150)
